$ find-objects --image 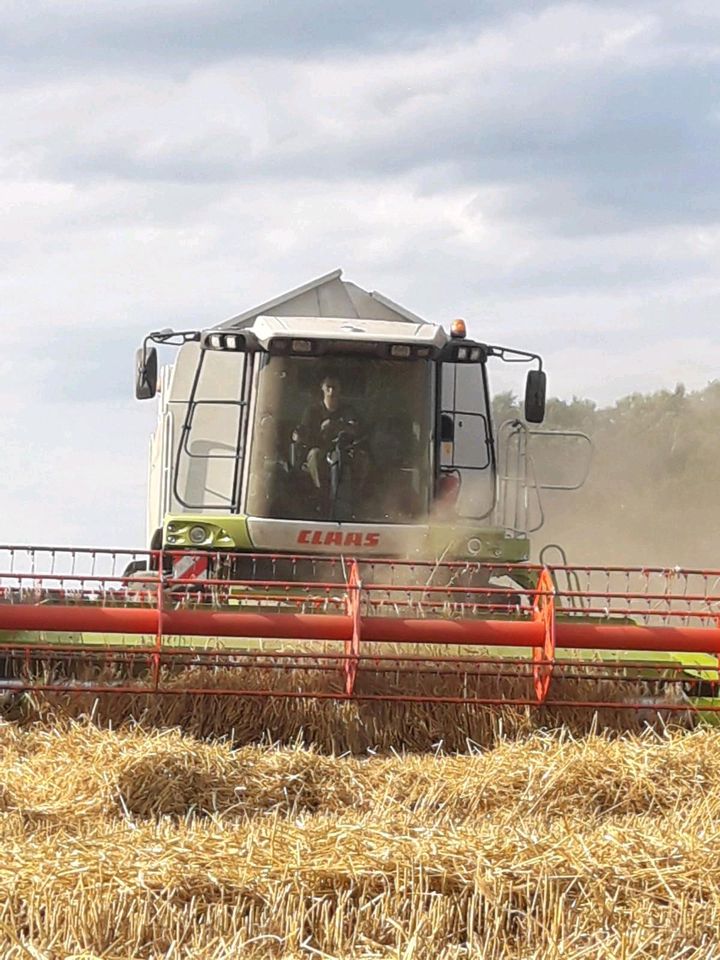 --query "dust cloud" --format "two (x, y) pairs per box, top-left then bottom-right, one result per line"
(516, 383), (720, 569)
